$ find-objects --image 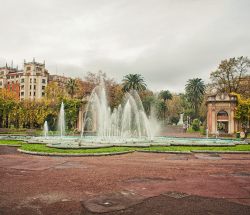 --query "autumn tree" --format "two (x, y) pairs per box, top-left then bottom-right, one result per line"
(0, 89), (19, 128)
(45, 81), (66, 102)
(210, 56), (250, 96)
(232, 93), (250, 129)
(166, 94), (183, 124)
(158, 90), (173, 121)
